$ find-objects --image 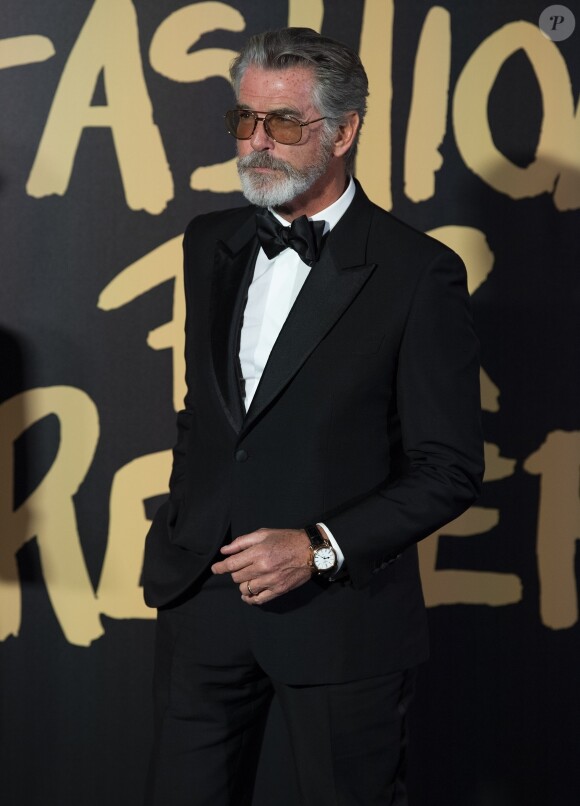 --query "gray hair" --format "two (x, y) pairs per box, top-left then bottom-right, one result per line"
(229, 28), (368, 172)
